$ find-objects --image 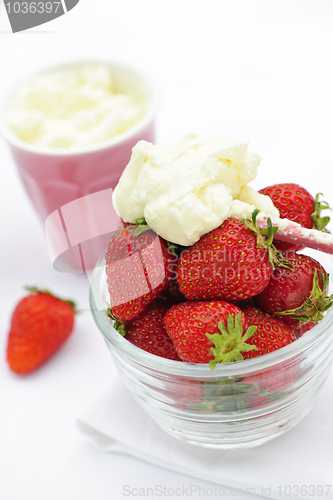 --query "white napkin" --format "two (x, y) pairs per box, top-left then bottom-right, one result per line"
(77, 371), (333, 500)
